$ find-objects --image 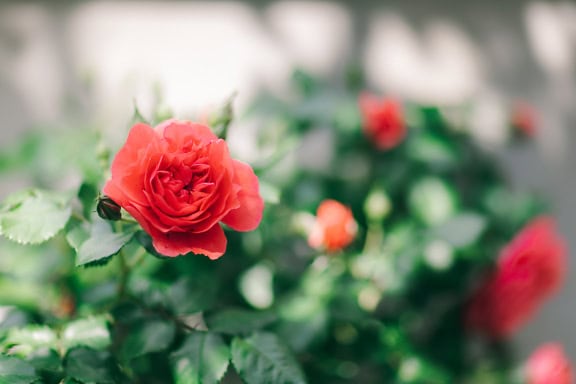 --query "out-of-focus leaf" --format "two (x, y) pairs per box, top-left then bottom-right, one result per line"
(409, 178), (457, 226)
(73, 220), (133, 266)
(167, 277), (218, 315)
(408, 133), (458, 168)
(0, 354), (38, 384)
(0, 189), (71, 245)
(205, 309), (277, 335)
(171, 331), (229, 384)
(26, 348), (61, 374)
(119, 319), (175, 361)
(4, 326), (57, 356)
(432, 213), (487, 248)
(61, 316), (111, 350)
(231, 332), (306, 384)
(64, 347), (115, 384)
